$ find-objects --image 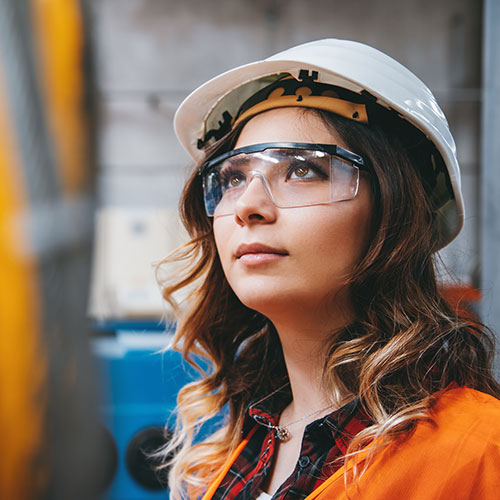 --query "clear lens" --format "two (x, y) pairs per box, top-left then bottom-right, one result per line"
(202, 147), (360, 217)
